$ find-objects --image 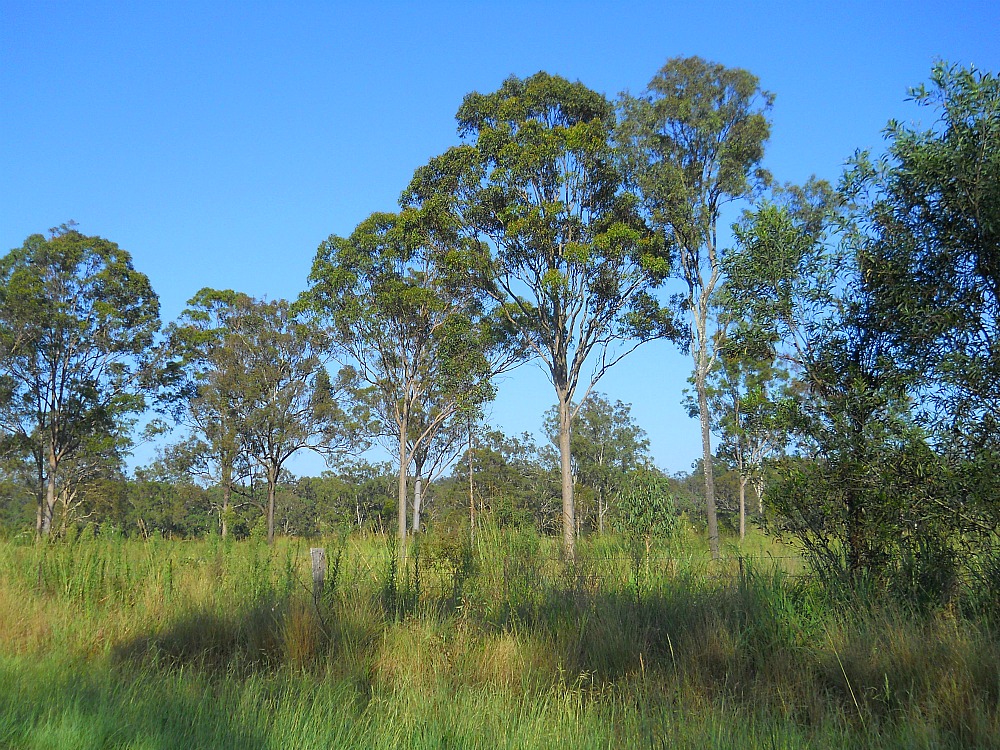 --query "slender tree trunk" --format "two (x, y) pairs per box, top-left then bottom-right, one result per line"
(739, 475), (747, 541)
(468, 418), (475, 543)
(41, 450), (57, 536)
(753, 477), (764, 515)
(412, 476), (422, 533)
(397, 418), (408, 550)
(221, 461), (232, 538)
(266, 465), (277, 545)
(35, 490), (44, 538)
(696, 374), (720, 559)
(34, 449), (44, 537)
(558, 393), (575, 561)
